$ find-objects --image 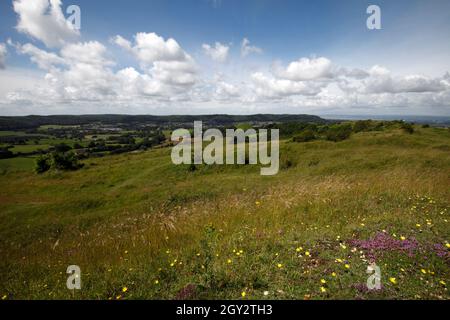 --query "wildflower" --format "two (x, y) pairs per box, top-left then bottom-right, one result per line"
(116, 295), (122, 300)
(124, 250), (128, 254)
(400, 236), (406, 241)
(344, 264), (350, 269)
(1, 295), (6, 300)
(360, 223), (365, 227)
(420, 269), (427, 274)
(227, 259), (232, 264)
(196, 253), (201, 256)
(331, 272), (337, 277)
(170, 263), (175, 267)
(305, 251), (310, 257)
(340, 244), (347, 249)
(320, 279), (327, 284)
(439, 280), (446, 286)
(445, 243), (450, 249)
(241, 291), (246, 298)
(122, 287), (128, 293)
(154, 280), (159, 285)
(335, 258), (343, 263)
(416, 224), (421, 228)
(255, 201), (261, 206)
(389, 277), (397, 285)
(320, 286), (327, 293)
(277, 263), (283, 269)
(263, 291), (269, 296)
(165, 250), (170, 254)
(296, 247), (303, 252)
